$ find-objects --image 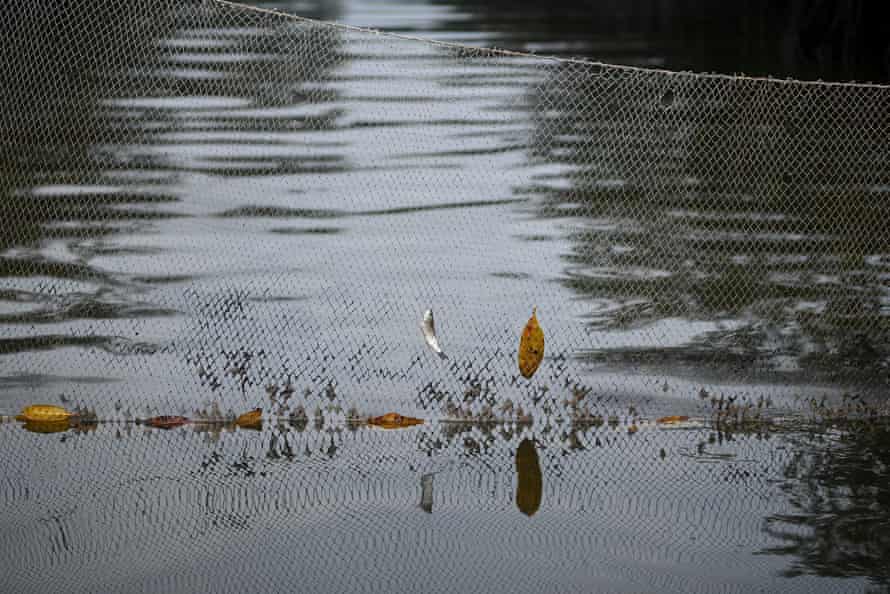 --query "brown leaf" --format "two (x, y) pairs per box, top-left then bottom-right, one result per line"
(235, 408), (263, 429)
(145, 416), (190, 430)
(367, 412), (424, 429)
(656, 415), (690, 424)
